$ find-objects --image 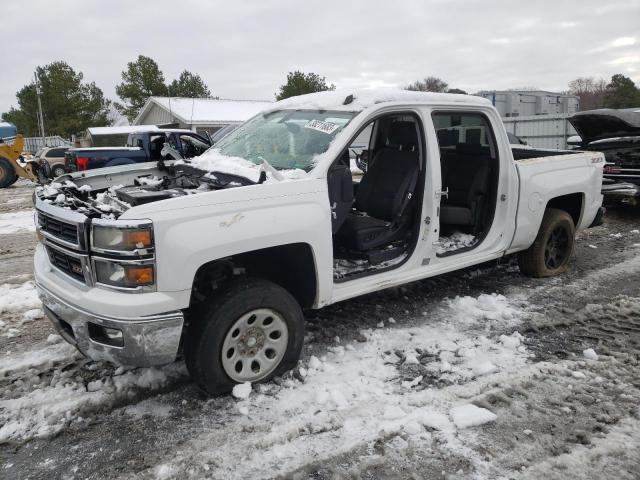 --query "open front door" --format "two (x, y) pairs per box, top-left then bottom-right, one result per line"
(330, 112), (427, 281)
